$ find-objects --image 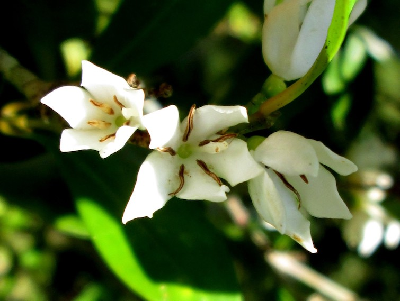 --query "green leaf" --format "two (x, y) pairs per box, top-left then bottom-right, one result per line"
(91, 0), (232, 76)
(43, 139), (241, 301)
